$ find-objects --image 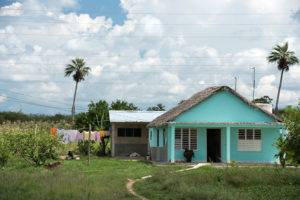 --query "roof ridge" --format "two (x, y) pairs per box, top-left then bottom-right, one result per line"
(147, 85), (281, 127)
